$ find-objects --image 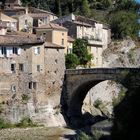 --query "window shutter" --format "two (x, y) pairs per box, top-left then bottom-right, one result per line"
(18, 48), (21, 55)
(7, 48), (10, 57)
(34, 47), (38, 54)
